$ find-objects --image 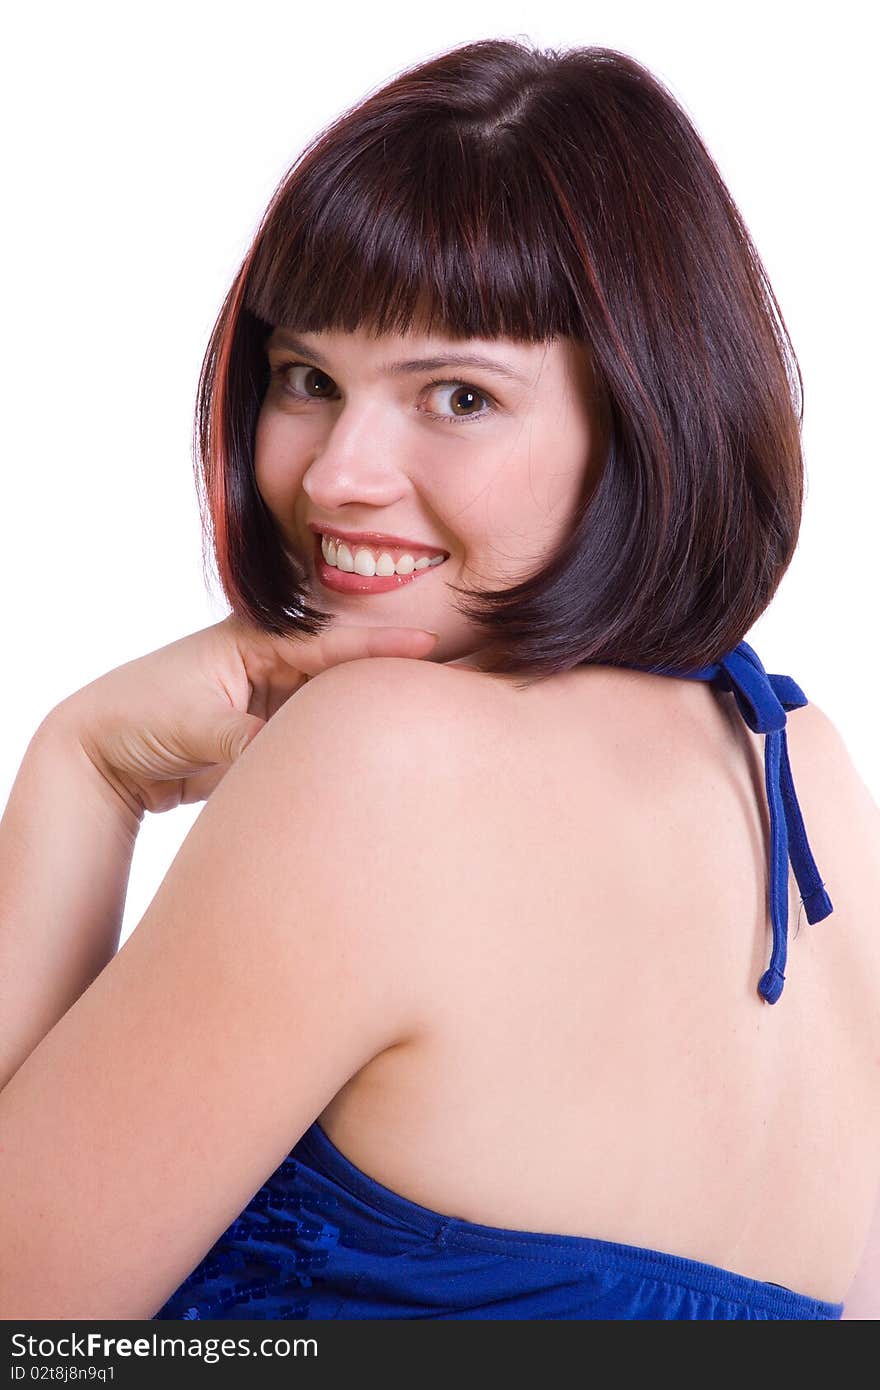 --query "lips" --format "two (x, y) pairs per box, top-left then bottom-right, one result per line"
(306, 522), (449, 560)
